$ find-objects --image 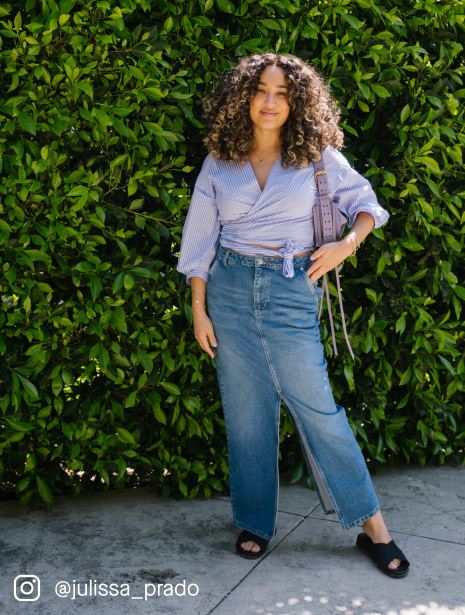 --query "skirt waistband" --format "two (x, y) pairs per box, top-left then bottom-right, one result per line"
(217, 245), (312, 272)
